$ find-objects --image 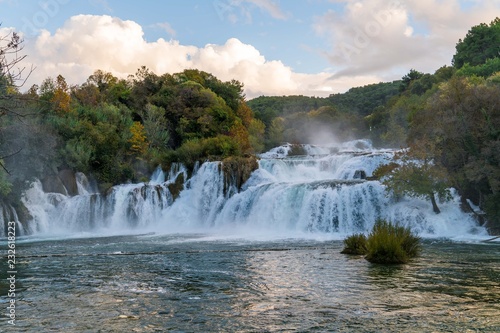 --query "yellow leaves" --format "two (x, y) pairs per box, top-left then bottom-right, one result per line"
(236, 102), (253, 128)
(50, 75), (71, 113)
(229, 121), (251, 154)
(129, 121), (148, 155)
(52, 89), (71, 113)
